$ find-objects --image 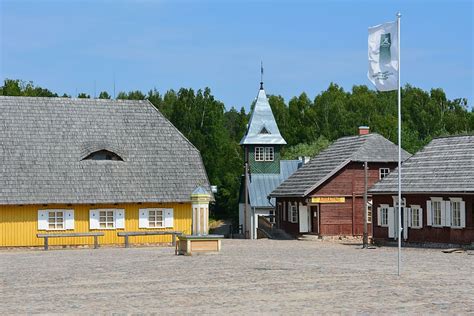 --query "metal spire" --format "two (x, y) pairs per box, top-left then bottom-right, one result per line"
(260, 61), (264, 90)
